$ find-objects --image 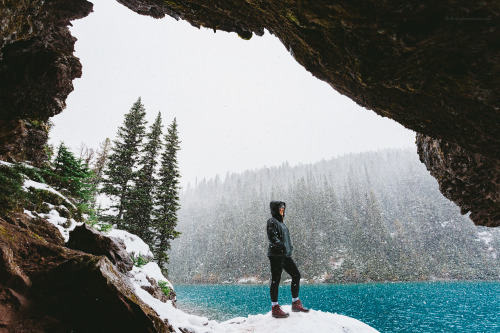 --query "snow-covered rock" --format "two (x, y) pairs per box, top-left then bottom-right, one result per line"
(23, 179), (76, 209)
(24, 208), (81, 242)
(107, 228), (153, 258)
(21, 177), (81, 242)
